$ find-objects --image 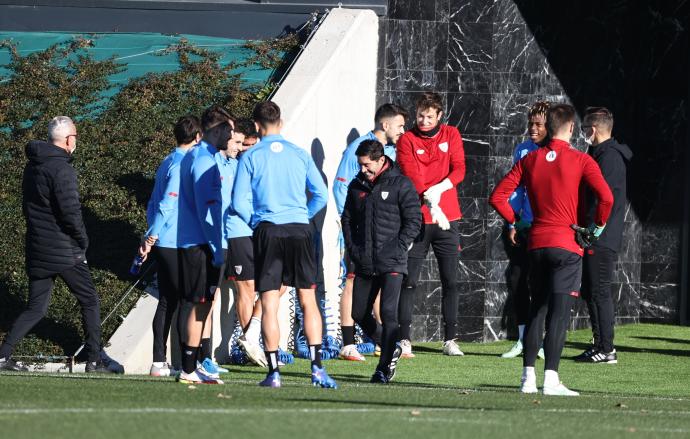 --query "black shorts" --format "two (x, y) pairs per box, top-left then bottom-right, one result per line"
(226, 236), (254, 281)
(153, 246), (182, 300)
(529, 247), (582, 297)
(179, 245), (220, 303)
(409, 220), (460, 259)
(253, 222), (316, 293)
